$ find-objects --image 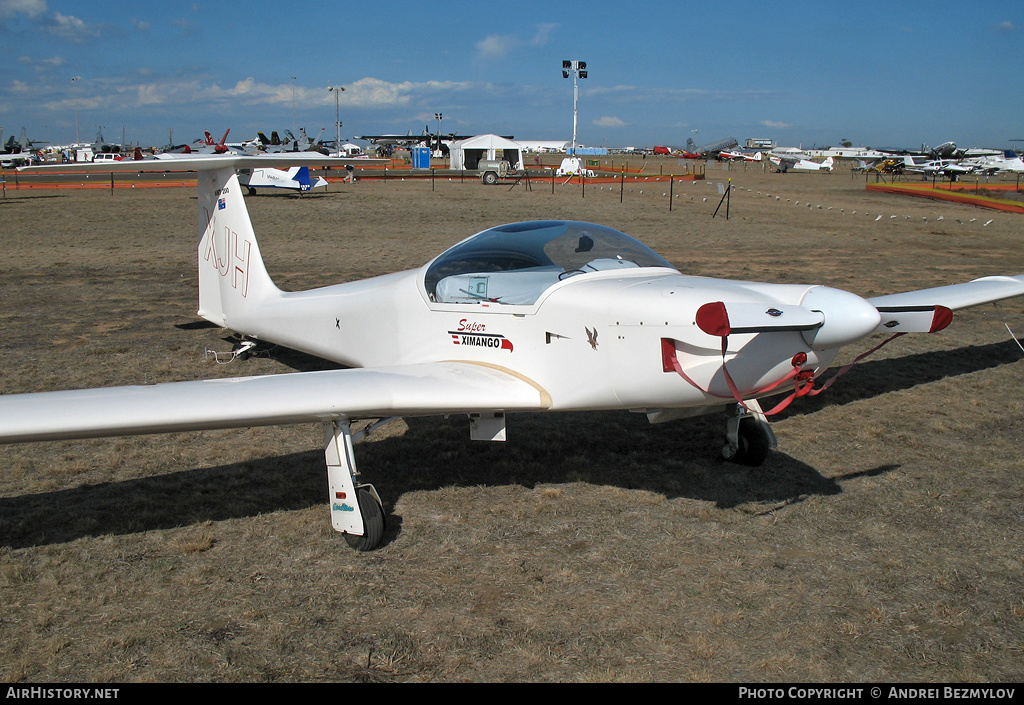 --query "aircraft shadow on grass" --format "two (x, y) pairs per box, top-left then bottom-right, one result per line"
(1, 338), (1019, 549)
